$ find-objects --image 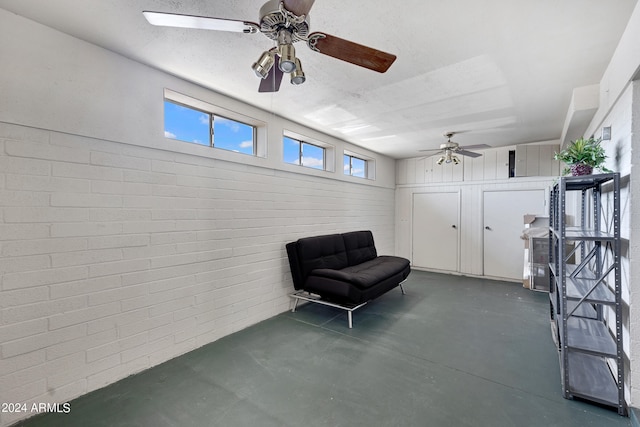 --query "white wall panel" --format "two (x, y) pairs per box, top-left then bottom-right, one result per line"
(483, 150), (497, 181)
(496, 148), (511, 180)
(629, 80), (640, 407)
(471, 156), (484, 181)
(431, 158), (444, 183)
(451, 159), (465, 182)
(584, 82), (635, 405)
(515, 145), (528, 177)
(538, 145), (555, 176)
(525, 146), (540, 176)
(395, 187), (413, 260)
(415, 157), (427, 184)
